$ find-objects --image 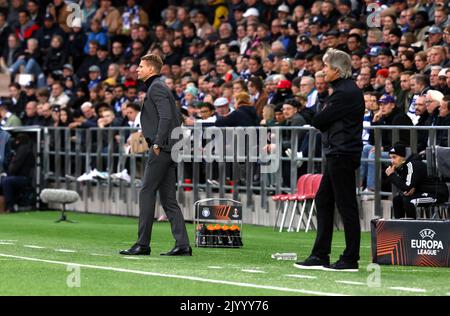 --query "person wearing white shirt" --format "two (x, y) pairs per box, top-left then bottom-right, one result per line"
(48, 82), (70, 108)
(300, 76), (318, 109)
